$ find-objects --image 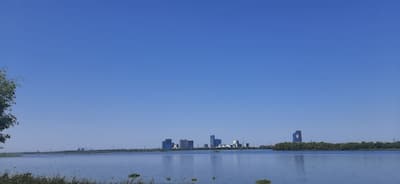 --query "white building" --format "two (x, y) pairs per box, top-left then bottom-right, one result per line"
(232, 140), (240, 148)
